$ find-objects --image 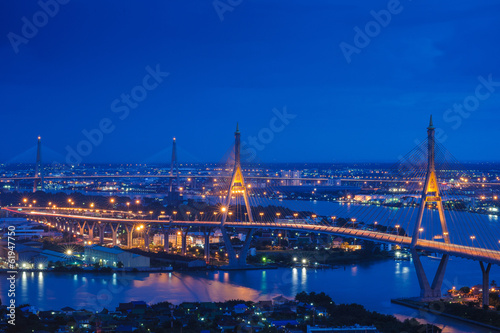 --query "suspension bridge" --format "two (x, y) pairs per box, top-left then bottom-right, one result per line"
(2, 117), (500, 305)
